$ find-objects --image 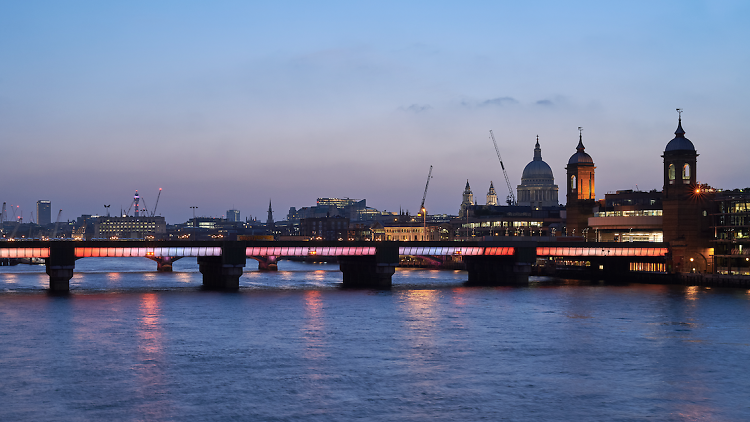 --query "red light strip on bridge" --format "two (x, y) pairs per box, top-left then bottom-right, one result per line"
(75, 247), (222, 258)
(0, 248), (50, 258)
(536, 247), (668, 257)
(399, 247), (514, 256)
(246, 246), (377, 256)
